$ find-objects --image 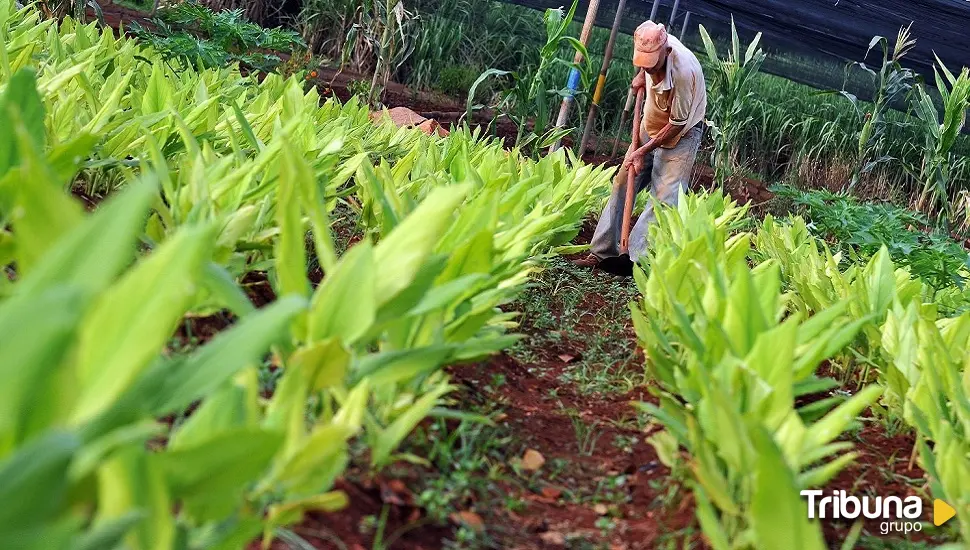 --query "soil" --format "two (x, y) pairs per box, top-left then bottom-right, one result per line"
(92, 1), (145, 29)
(822, 422), (933, 544)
